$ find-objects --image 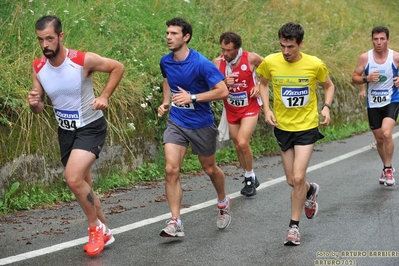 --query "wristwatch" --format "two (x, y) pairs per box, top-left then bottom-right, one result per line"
(190, 94), (197, 103)
(363, 76), (368, 83)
